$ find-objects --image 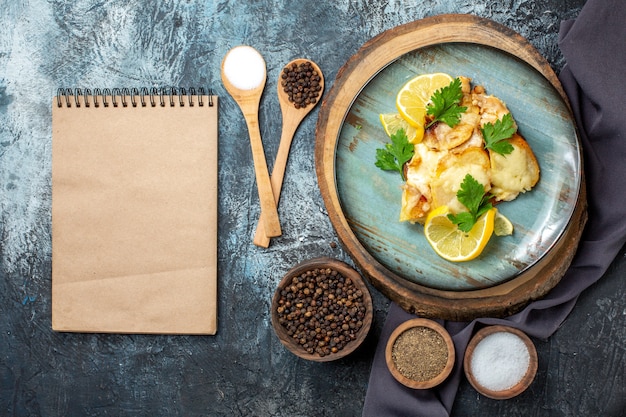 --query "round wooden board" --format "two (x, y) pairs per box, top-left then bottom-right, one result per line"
(314, 14), (587, 321)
